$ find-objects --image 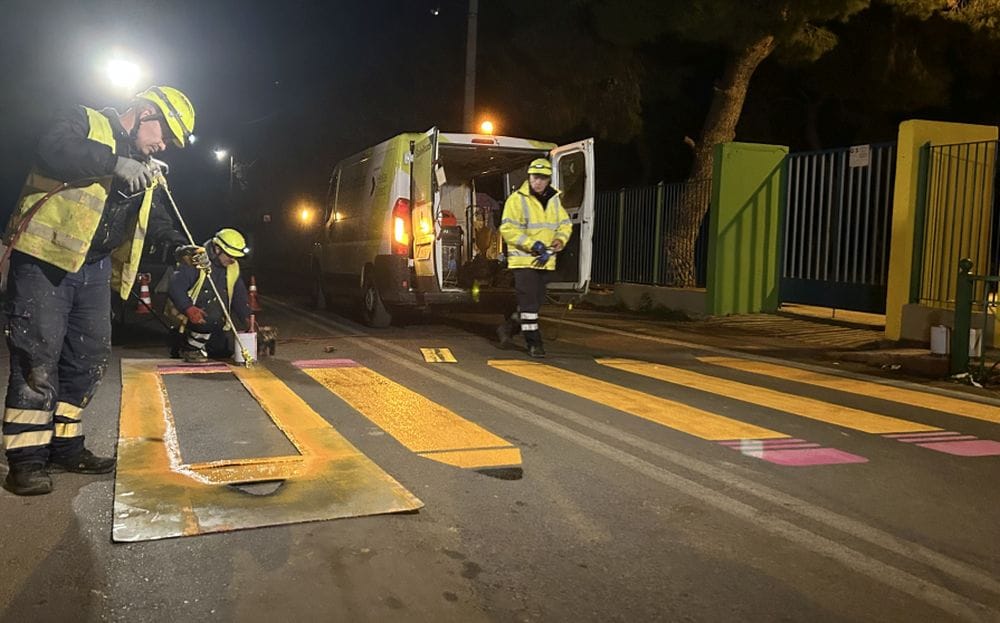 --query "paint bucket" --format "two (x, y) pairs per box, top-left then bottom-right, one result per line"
(233, 332), (257, 364)
(930, 325), (949, 355)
